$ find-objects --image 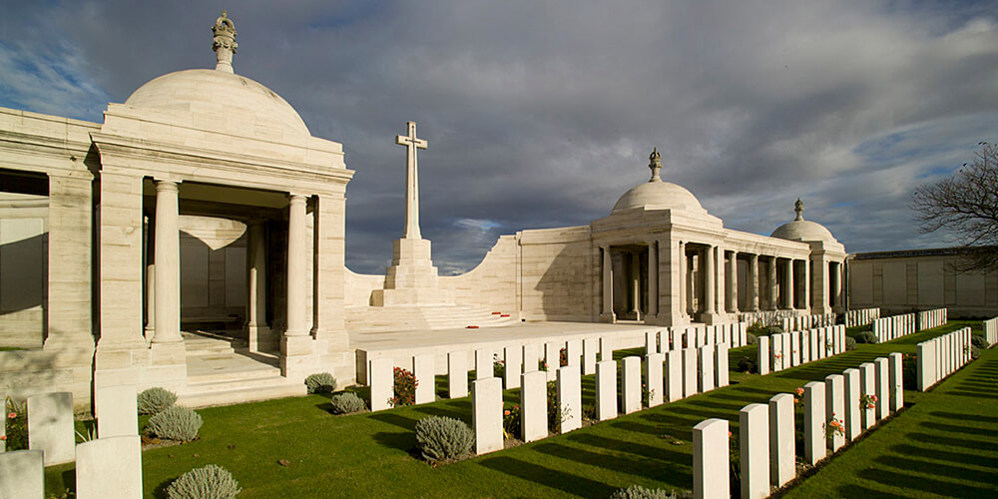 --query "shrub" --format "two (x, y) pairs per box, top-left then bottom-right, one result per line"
(972, 335), (987, 349)
(137, 387), (177, 415)
(166, 464), (241, 499)
(146, 406), (203, 442)
(414, 416), (474, 462)
(969, 344), (981, 360)
(845, 337), (857, 351)
(502, 403), (522, 439)
(610, 484), (683, 499)
(559, 347), (569, 367)
(3, 397), (27, 451)
(304, 372), (337, 394)
(736, 356), (757, 374)
(546, 381), (568, 432)
(855, 331), (879, 344)
(746, 333), (758, 345)
(329, 392), (367, 414)
(389, 367), (417, 407)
